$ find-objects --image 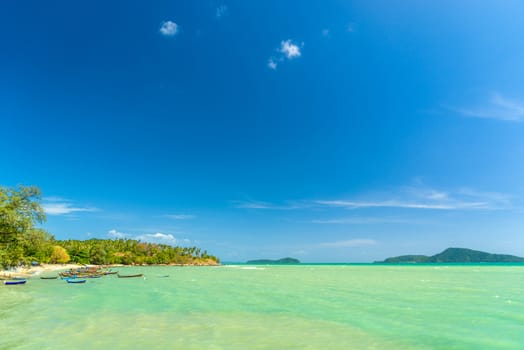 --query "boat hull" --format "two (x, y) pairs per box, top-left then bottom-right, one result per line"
(66, 279), (86, 284)
(4, 280), (27, 285)
(117, 274), (144, 278)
